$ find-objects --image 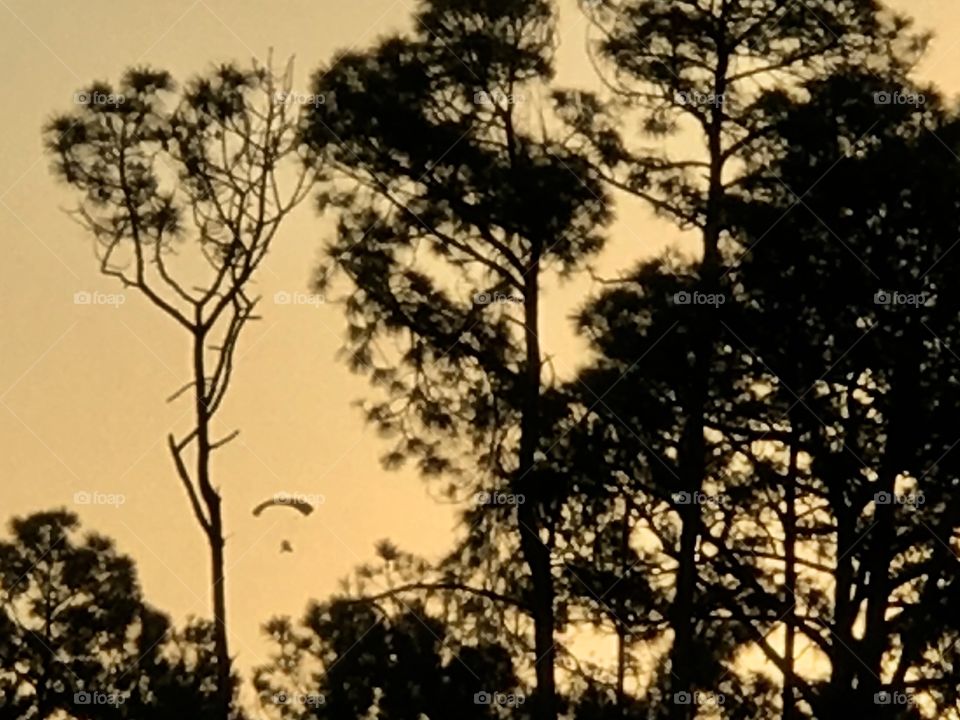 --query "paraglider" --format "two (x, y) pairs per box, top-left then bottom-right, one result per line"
(252, 493), (319, 554)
